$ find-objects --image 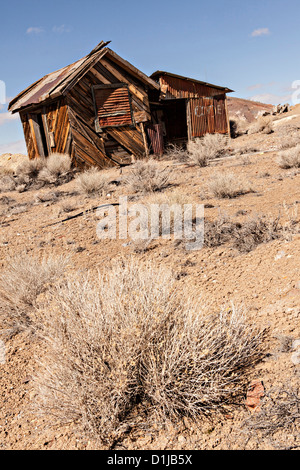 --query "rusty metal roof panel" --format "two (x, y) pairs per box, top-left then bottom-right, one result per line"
(8, 56), (94, 113)
(9, 41), (159, 114)
(151, 71), (233, 94)
(9, 60), (86, 113)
